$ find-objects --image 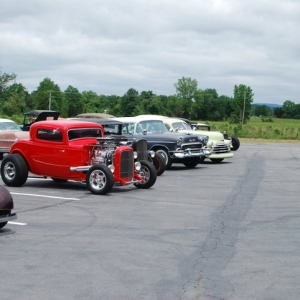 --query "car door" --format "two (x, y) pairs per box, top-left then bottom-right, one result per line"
(30, 128), (74, 178)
